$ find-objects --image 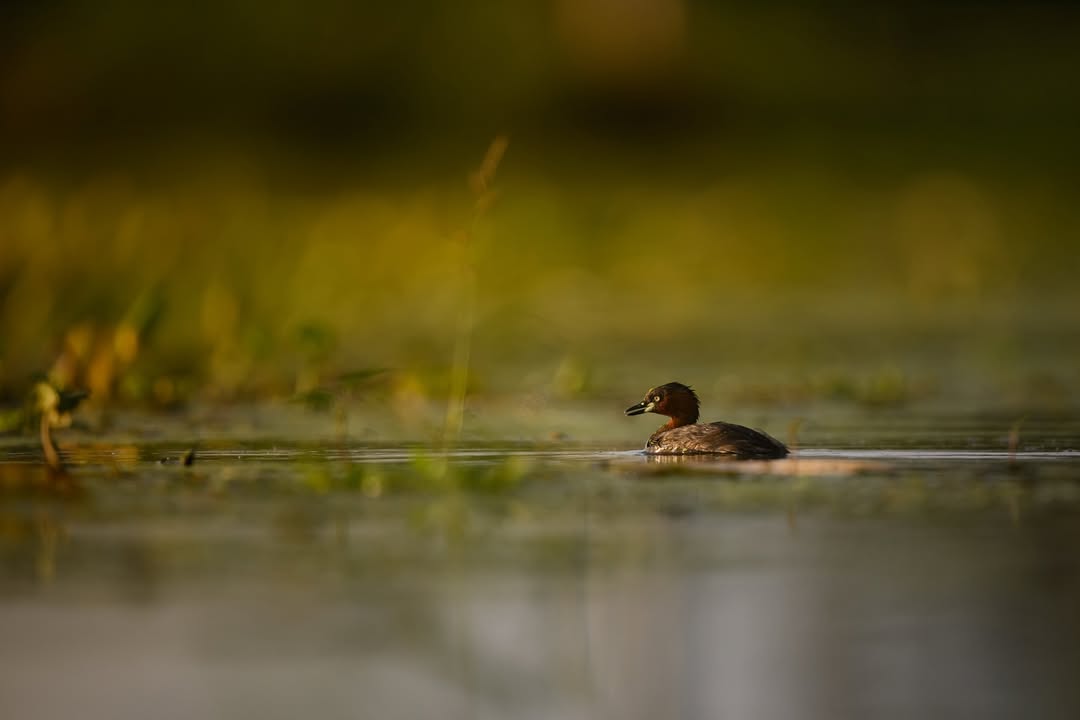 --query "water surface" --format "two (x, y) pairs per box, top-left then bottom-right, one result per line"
(1, 417), (1078, 720)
